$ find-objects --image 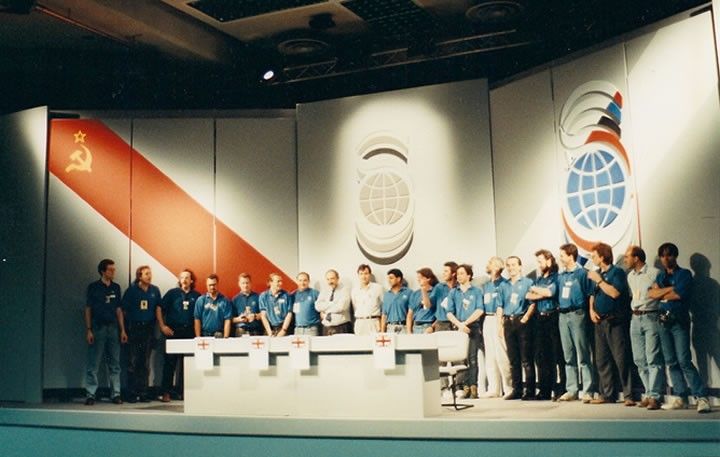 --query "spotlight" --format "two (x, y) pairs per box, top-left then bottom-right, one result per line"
(262, 69), (276, 81)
